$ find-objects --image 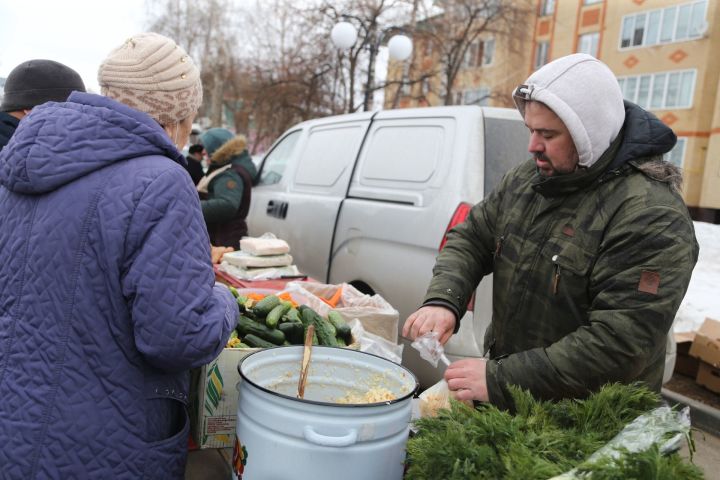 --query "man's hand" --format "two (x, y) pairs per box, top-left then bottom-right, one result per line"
(402, 305), (456, 345)
(444, 358), (489, 403)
